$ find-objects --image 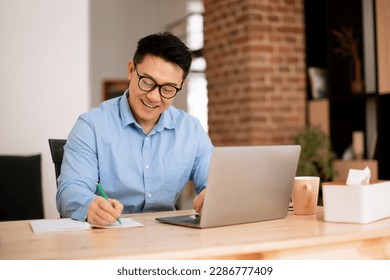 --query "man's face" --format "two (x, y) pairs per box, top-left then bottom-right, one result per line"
(127, 55), (184, 133)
